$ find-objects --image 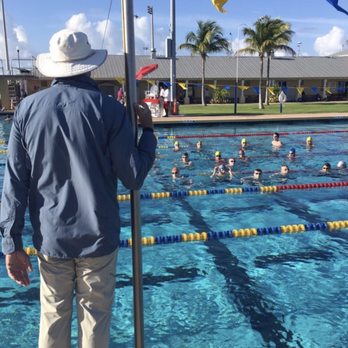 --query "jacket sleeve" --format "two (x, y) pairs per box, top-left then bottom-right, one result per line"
(0, 111), (30, 254)
(108, 106), (157, 190)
